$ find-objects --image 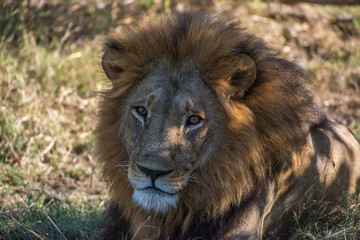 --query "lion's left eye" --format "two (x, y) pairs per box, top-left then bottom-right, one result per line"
(135, 106), (148, 117)
(187, 115), (202, 125)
